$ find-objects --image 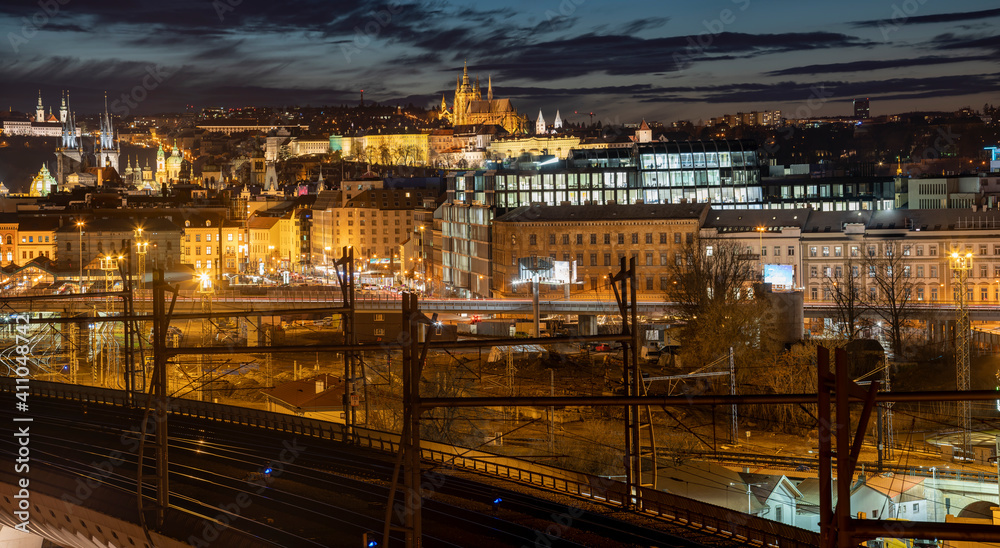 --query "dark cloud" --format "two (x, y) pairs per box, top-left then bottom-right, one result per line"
(471, 32), (873, 81)
(632, 73), (1000, 105)
(852, 7), (1000, 28)
(766, 55), (993, 76)
(620, 17), (670, 35)
(927, 32), (1000, 53)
